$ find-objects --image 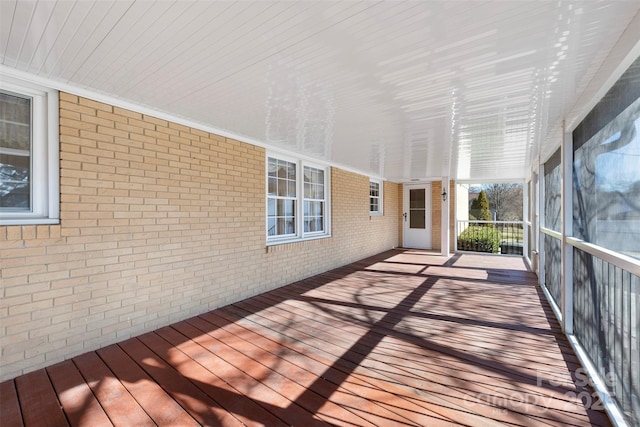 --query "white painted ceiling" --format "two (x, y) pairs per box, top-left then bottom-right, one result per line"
(1, 1), (639, 182)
